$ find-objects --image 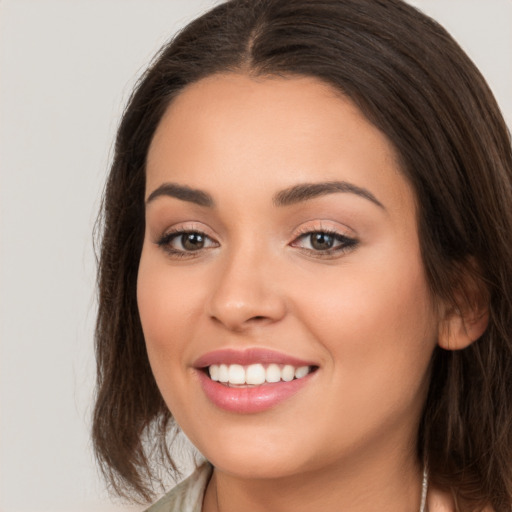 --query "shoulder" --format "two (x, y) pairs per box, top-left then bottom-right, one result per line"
(145, 462), (213, 512)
